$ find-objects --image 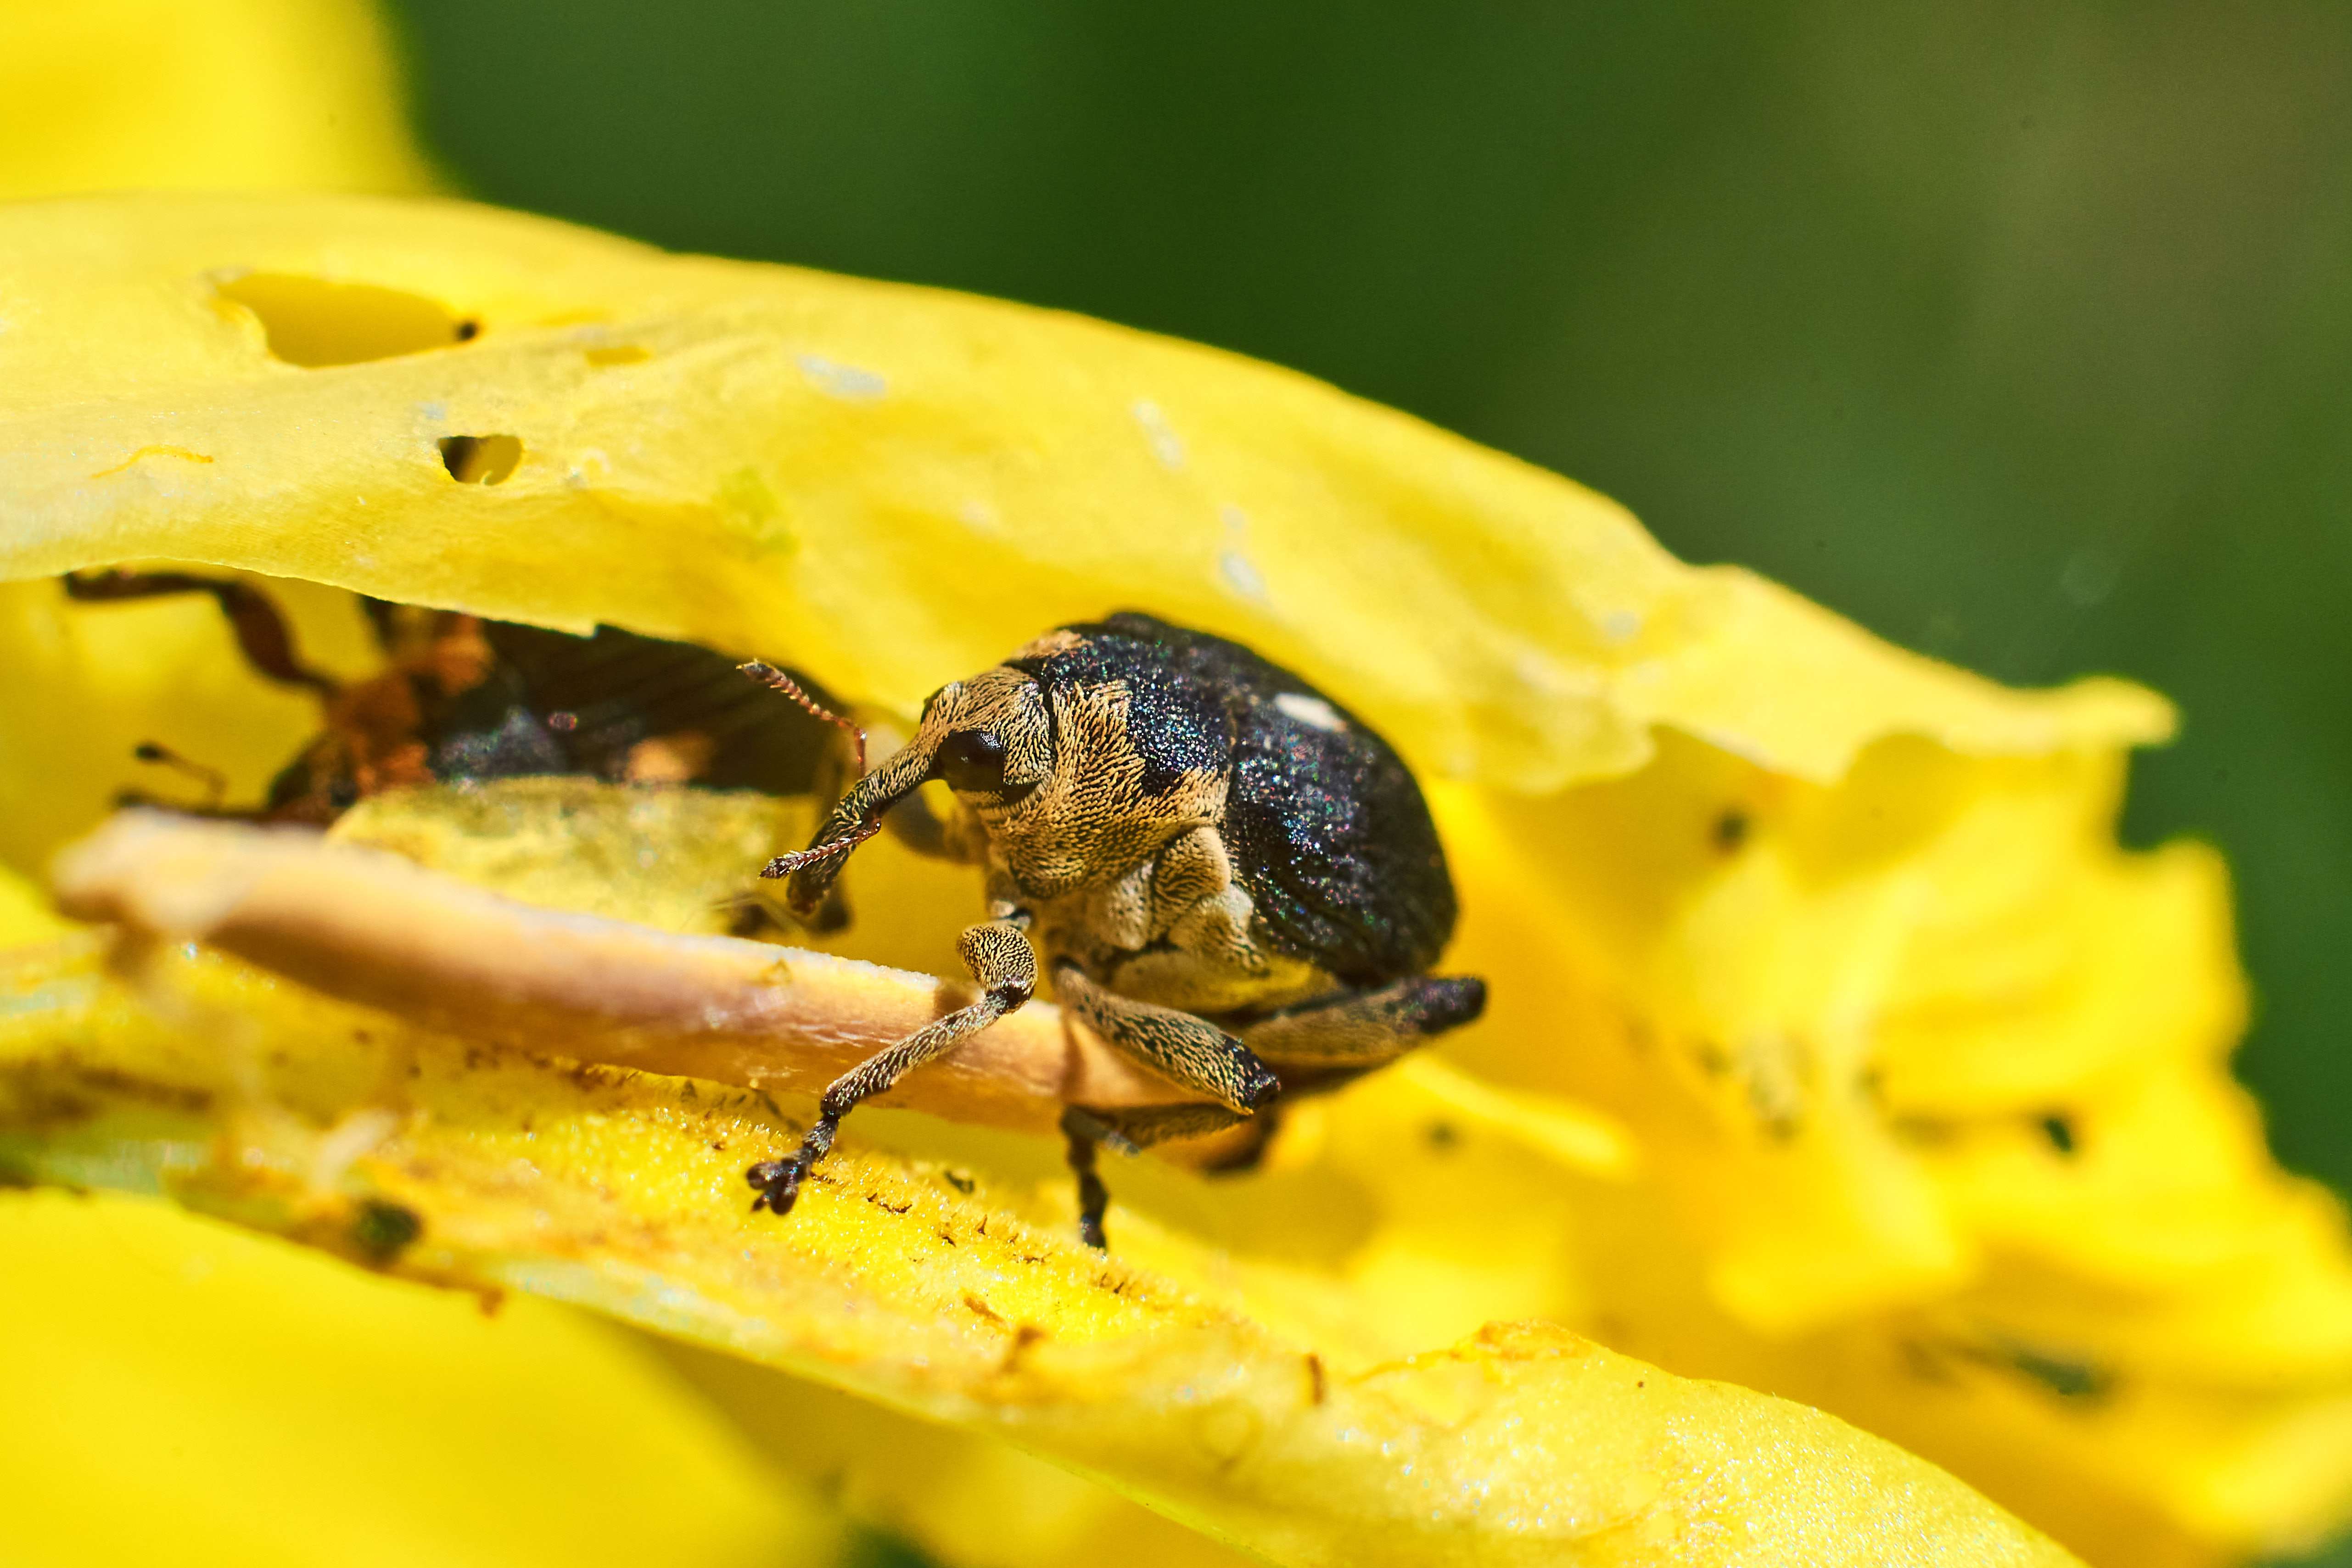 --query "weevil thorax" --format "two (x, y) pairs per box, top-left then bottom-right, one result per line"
(918, 650), (1230, 901)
